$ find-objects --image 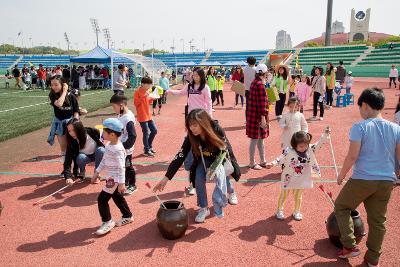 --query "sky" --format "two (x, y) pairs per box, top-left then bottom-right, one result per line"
(0, 0), (398, 52)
